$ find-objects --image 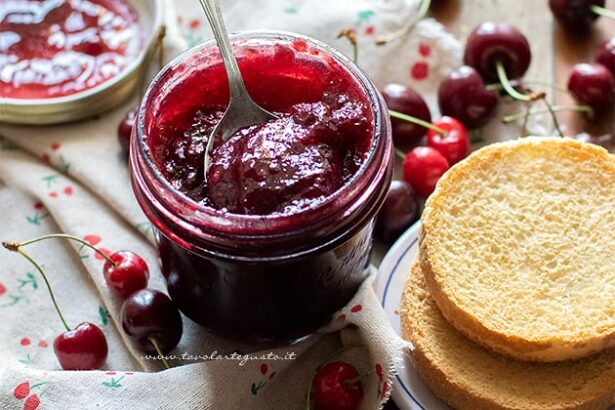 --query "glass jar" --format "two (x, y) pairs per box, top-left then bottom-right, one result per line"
(130, 31), (392, 344)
